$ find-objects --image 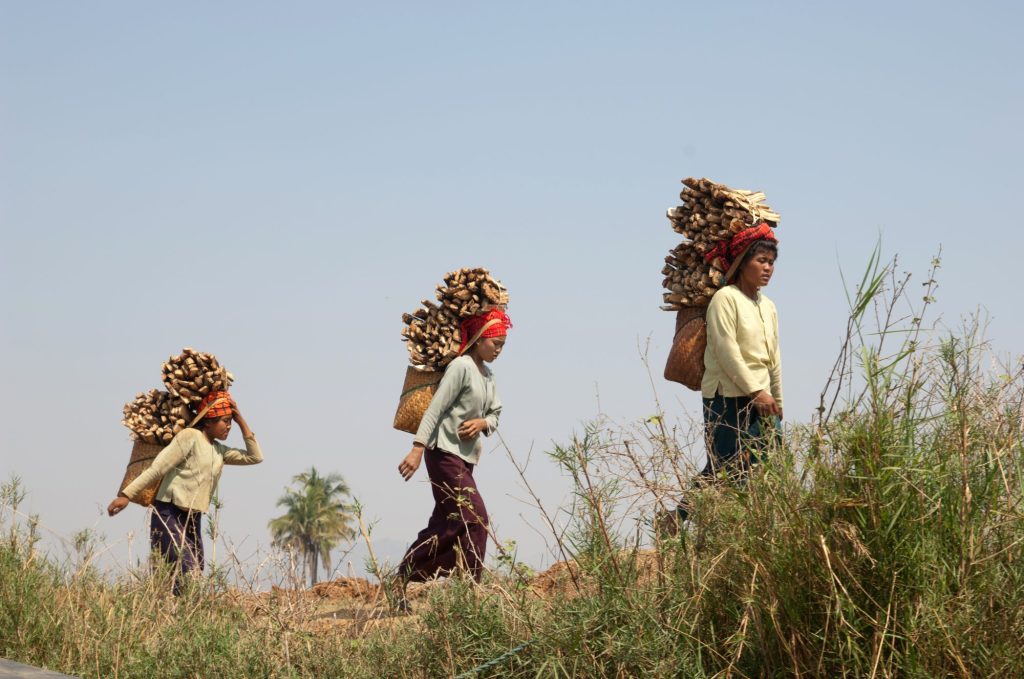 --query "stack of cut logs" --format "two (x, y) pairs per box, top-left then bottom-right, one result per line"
(122, 389), (194, 445)
(402, 267), (509, 371)
(121, 348), (234, 443)
(662, 177), (780, 309)
(161, 347), (234, 405)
